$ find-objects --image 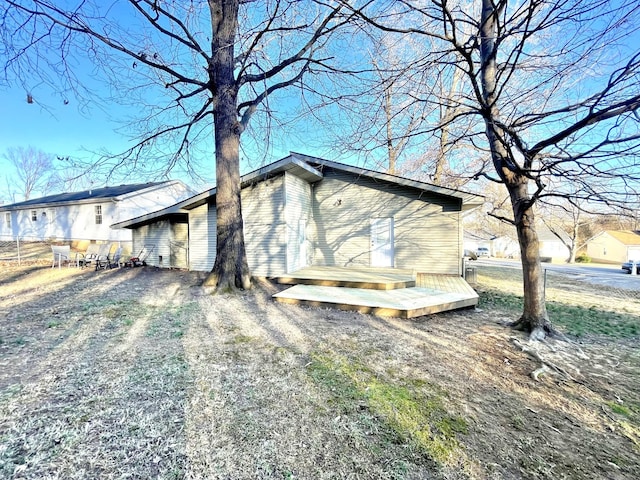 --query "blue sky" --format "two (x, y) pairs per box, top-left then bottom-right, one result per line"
(0, 83), (291, 189)
(0, 87), (128, 159)
(1, 0), (638, 205)
(0, 1), (342, 200)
